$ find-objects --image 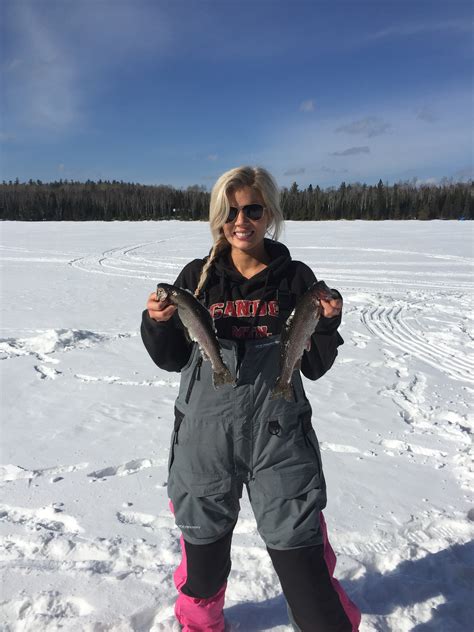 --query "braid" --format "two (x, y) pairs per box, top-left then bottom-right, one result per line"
(194, 237), (229, 297)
